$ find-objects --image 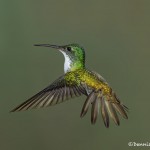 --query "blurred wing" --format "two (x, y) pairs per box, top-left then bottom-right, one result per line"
(11, 75), (86, 112)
